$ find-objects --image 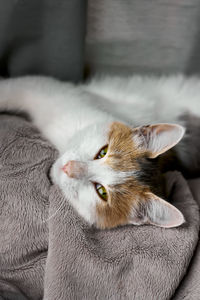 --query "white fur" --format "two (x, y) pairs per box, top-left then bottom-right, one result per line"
(0, 74), (196, 226)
